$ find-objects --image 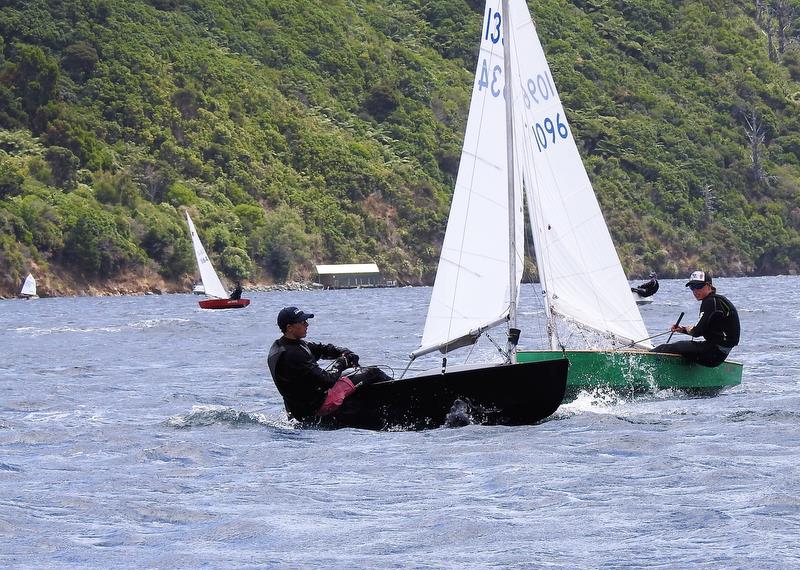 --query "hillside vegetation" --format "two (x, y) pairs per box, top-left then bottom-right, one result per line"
(1, 0), (799, 296)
